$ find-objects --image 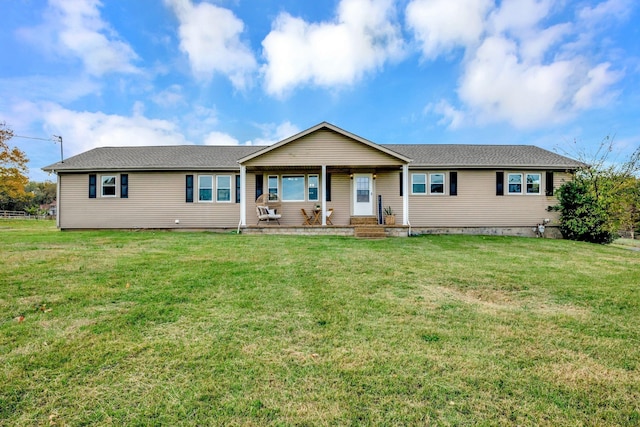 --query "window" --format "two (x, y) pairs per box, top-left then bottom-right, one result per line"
(508, 173), (522, 194)
(526, 173), (541, 194)
(412, 174), (426, 194)
(268, 175), (278, 201)
(308, 175), (319, 201)
(217, 175), (231, 202)
(430, 173), (445, 194)
(198, 175), (213, 202)
(101, 175), (116, 197)
(282, 175), (305, 201)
